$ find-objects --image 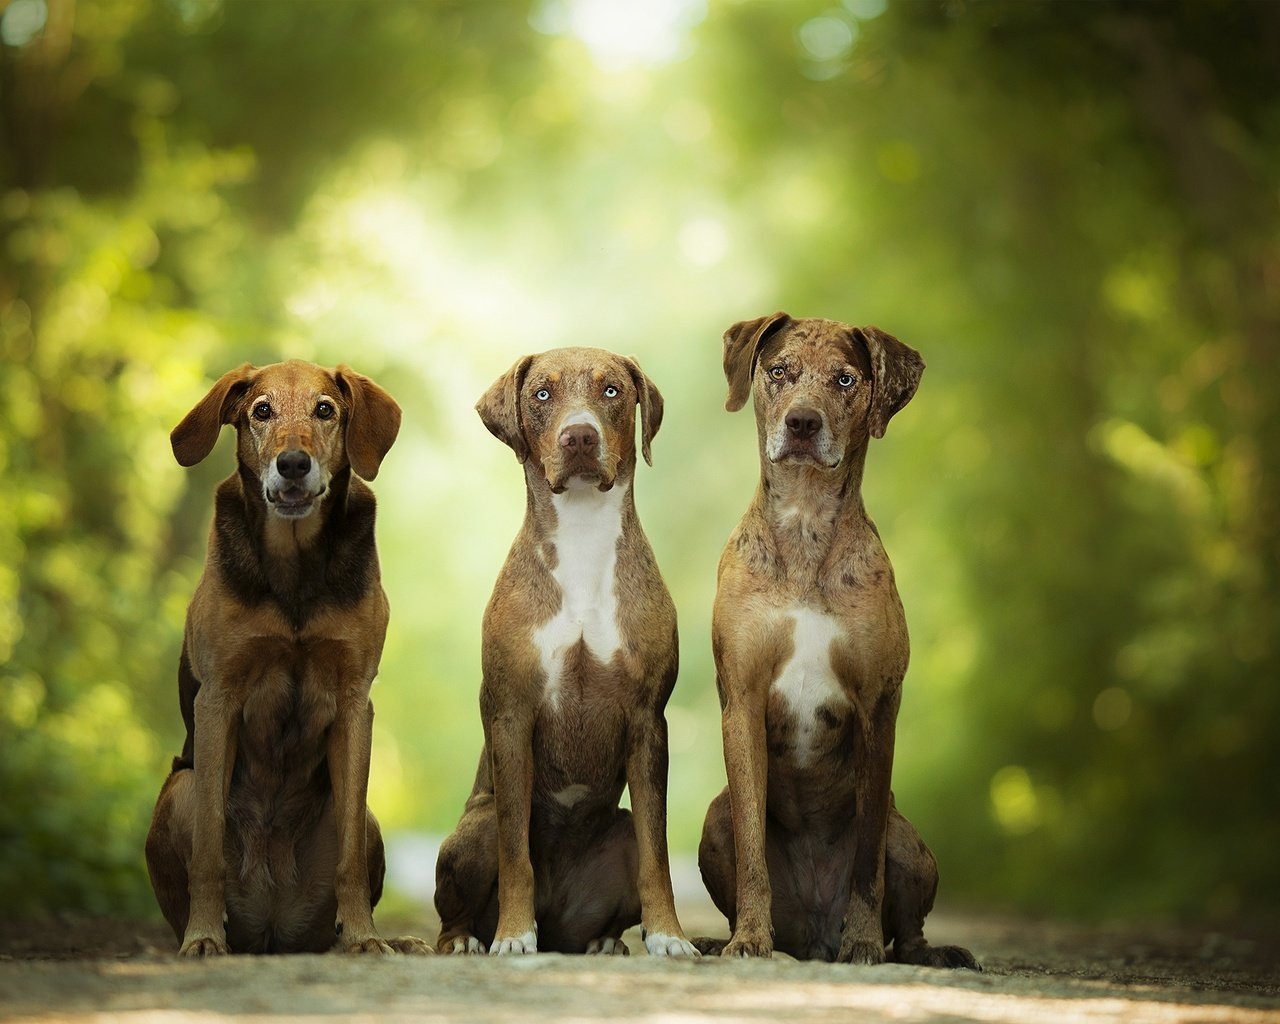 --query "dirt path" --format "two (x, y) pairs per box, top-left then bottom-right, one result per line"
(2, 909), (1276, 1023)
